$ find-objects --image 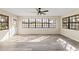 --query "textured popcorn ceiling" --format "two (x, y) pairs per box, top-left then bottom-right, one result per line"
(1, 8), (78, 16)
